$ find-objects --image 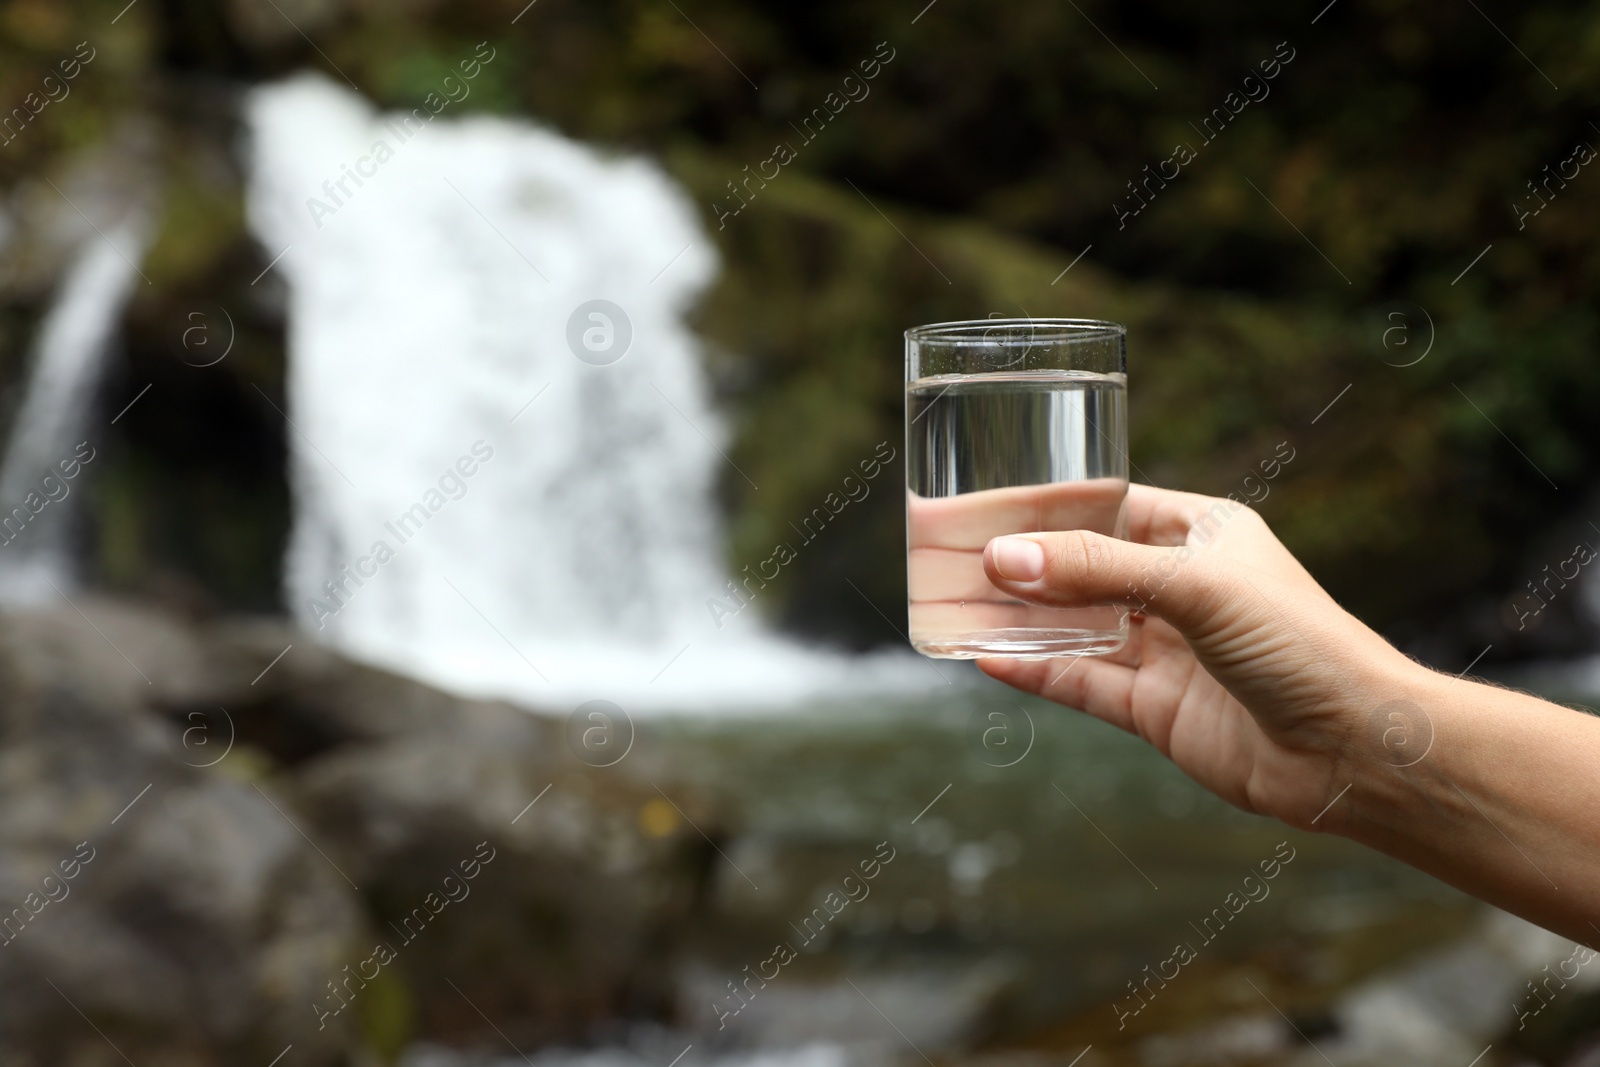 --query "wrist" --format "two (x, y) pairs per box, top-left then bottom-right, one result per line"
(1306, 654), (1450, 840)
(1310, 662), (1600, 940)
